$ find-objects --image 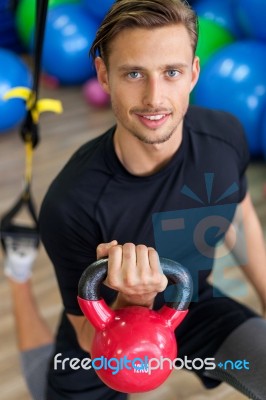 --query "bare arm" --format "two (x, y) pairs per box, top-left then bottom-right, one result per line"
(67, 241), (167, 352)
(67, 314), (94, 353)
(225, 192), (266, 316)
